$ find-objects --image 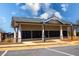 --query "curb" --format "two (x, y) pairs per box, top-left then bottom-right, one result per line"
(0, 42), (69, 48)
(0, 41), (79, 48)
